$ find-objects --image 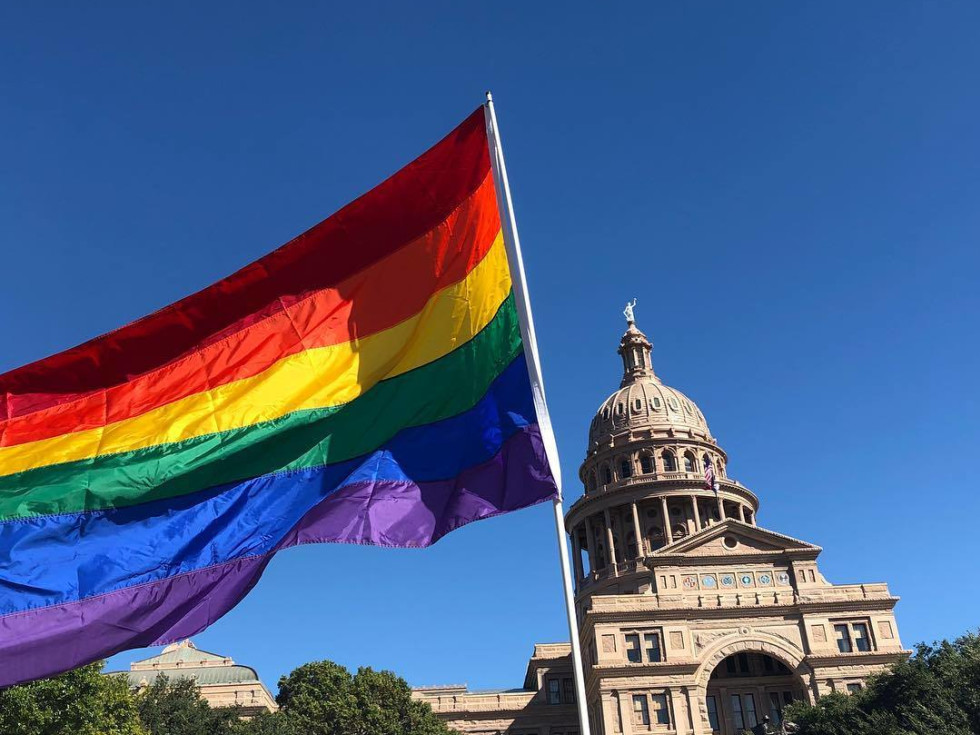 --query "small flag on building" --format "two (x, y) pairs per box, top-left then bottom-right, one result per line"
(0, 107), (559, 687)
(704, 455), (719, 494)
